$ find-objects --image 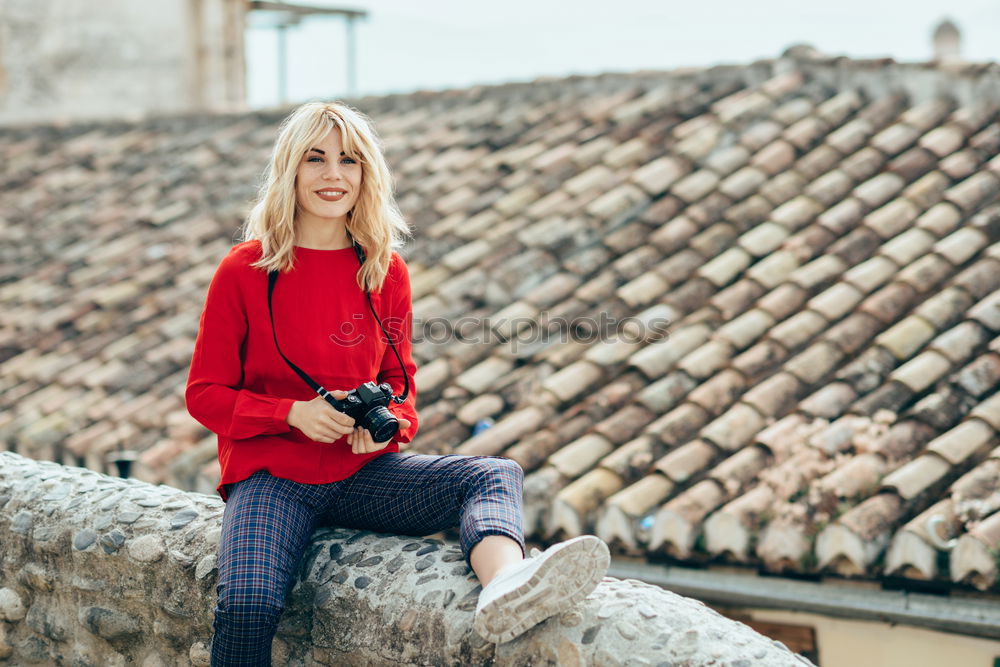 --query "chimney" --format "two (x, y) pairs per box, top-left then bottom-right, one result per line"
(932, 18), (961, 63)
